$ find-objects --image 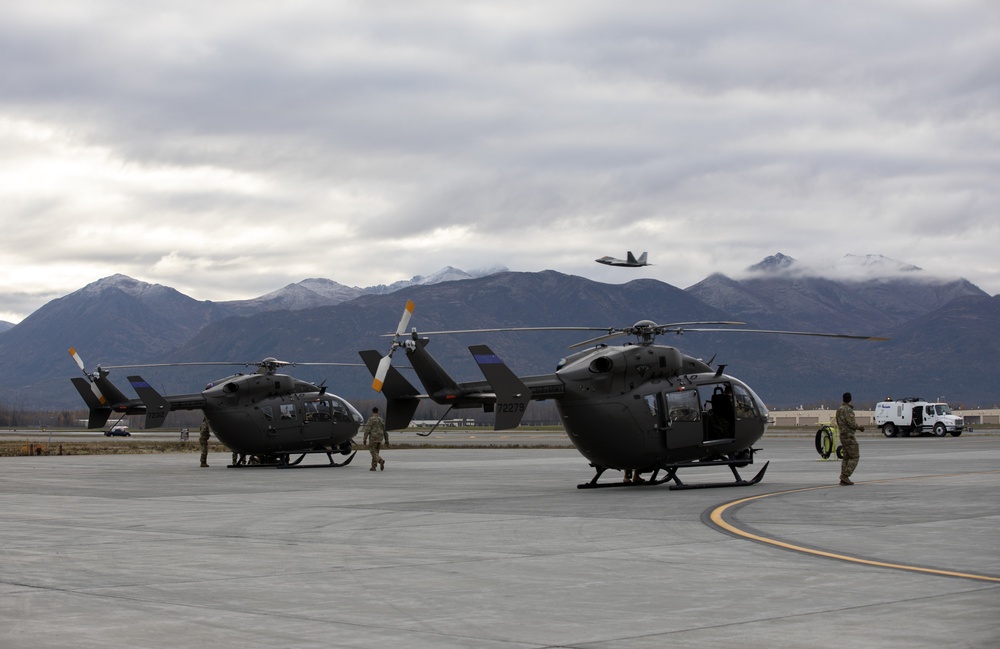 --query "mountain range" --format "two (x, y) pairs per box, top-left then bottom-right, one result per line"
(1, 254), (997, 411)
